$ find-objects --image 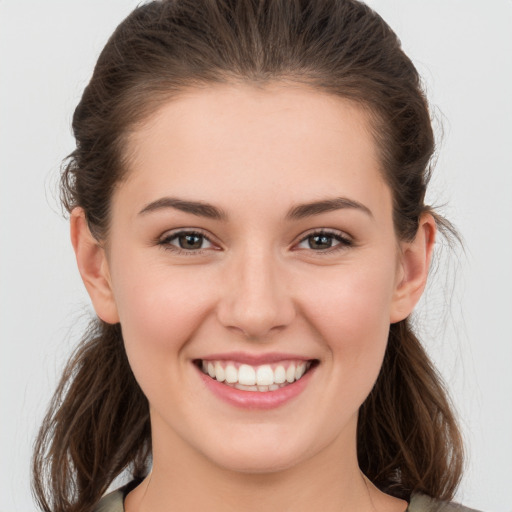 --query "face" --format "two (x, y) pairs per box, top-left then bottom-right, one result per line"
(90, 84), (422, 475)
